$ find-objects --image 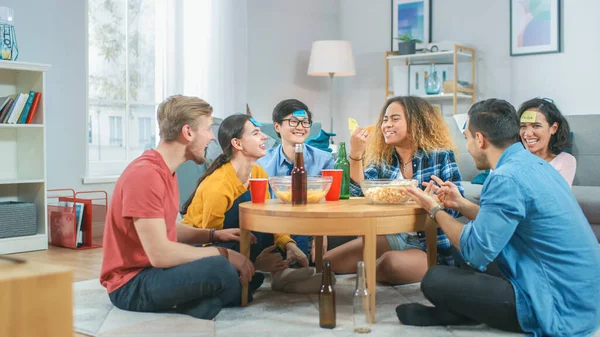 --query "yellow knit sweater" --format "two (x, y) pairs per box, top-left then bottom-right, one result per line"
(182, 162), (295, 249)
